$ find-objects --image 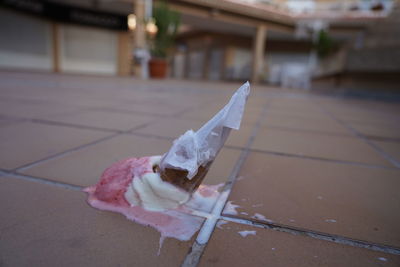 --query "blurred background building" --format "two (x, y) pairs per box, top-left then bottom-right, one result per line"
(0, 0), (398, 92)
